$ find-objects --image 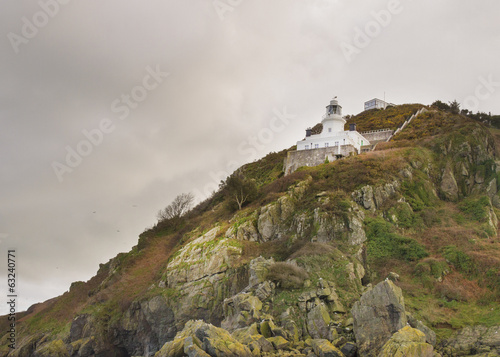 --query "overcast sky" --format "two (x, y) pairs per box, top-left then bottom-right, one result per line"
(1, 0), (499, 315)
